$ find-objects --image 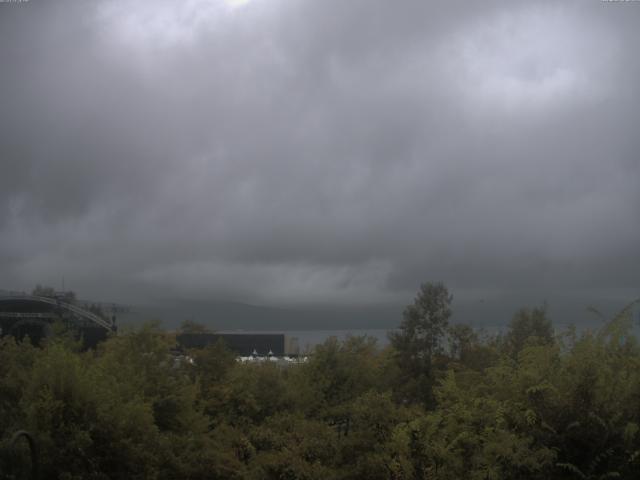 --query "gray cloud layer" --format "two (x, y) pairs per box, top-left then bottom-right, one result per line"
(1, 0), (639, 313)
